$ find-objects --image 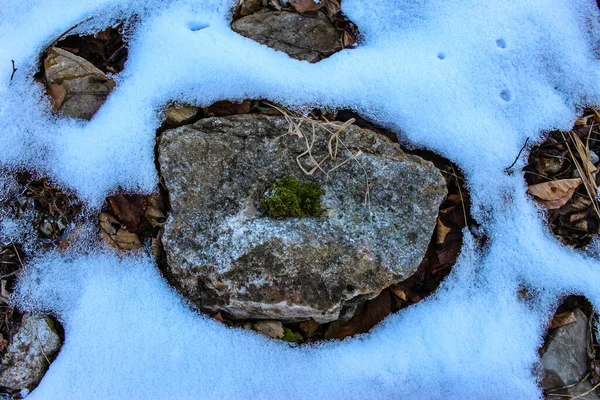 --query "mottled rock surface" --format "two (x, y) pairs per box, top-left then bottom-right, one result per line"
(0, 314), (61, 391)
(159, 115), (446, 322)
(44, 47), (115, 120)
(540, 309), (599, 399)
(231, 11), (343, 63)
